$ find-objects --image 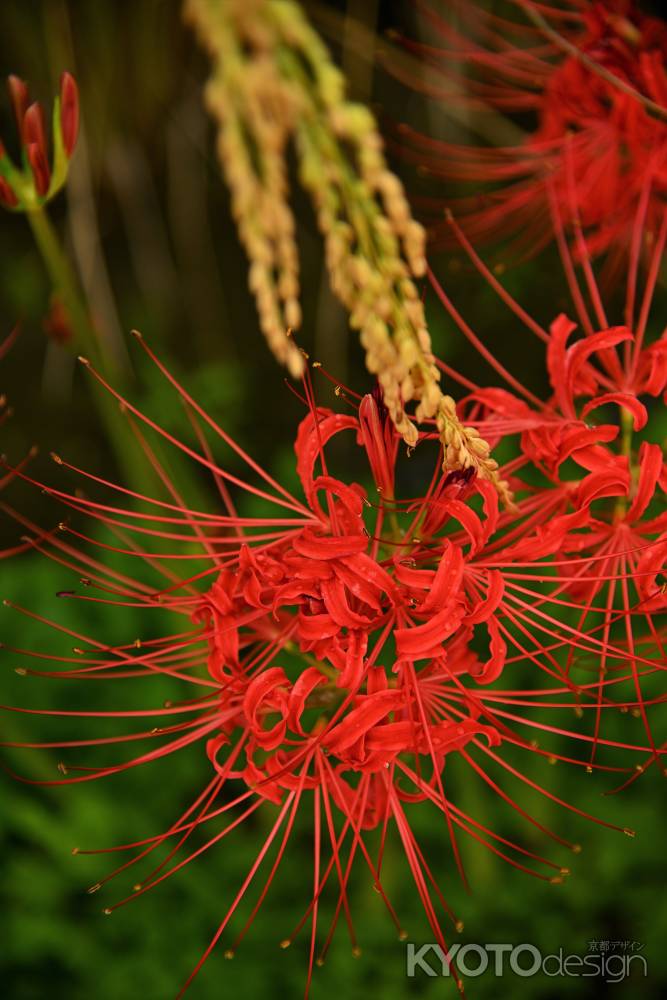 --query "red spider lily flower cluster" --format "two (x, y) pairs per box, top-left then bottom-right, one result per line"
(0, 72), (79, 210)
(428, 195), (667, 778)
(388, 0), (667, 263)
(2, 307), (662, 993)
